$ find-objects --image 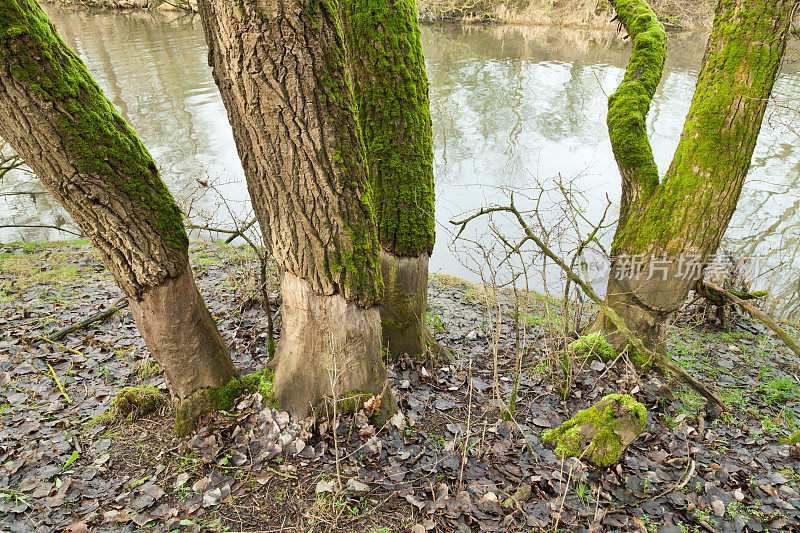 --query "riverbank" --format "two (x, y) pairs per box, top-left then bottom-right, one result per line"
(2, 240), (800, 531)
(45, 0), (718, 30)
(419, 0), (717, 30)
